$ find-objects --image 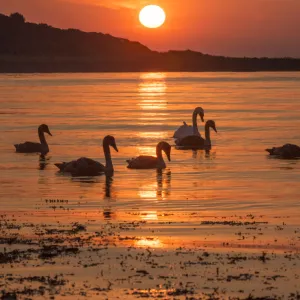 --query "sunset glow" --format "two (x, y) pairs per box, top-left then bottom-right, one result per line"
(0, 1), (299, 56)
(1, 0), (300, 297)
(139, 5), (166, 29)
